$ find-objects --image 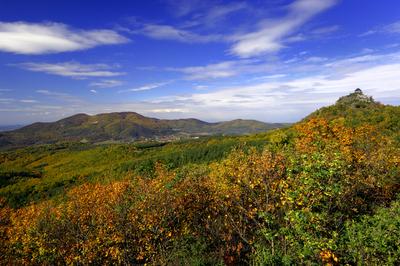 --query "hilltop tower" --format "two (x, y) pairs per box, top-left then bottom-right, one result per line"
(335, 88), (376, 107)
